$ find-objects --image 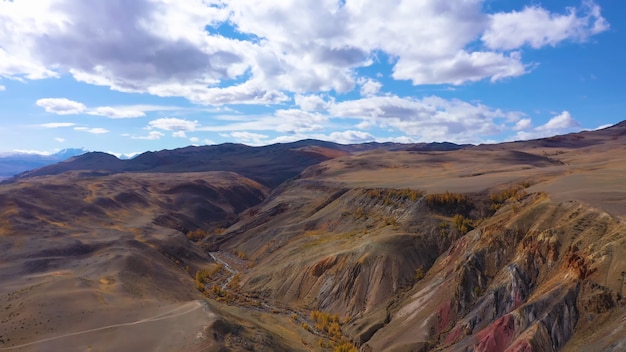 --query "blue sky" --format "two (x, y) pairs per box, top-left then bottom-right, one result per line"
(0, 0), (623, 157)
